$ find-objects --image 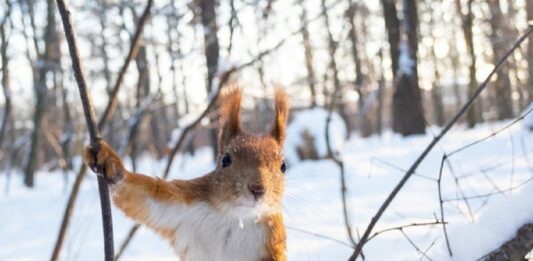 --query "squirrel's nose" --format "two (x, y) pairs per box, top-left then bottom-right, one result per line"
(248, 184), (265, 200)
